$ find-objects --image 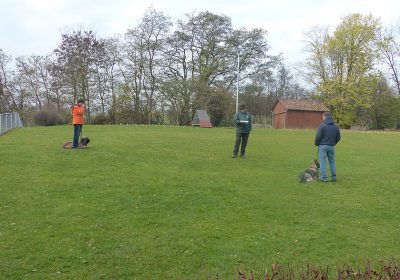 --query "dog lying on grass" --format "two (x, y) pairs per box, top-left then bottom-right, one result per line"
(62, 137), (91, 149)
(298, 159), (320, 183)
